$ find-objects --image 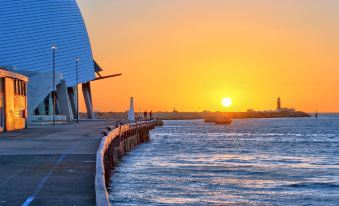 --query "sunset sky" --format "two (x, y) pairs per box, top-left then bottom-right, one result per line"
(78, 0), (339, 112)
